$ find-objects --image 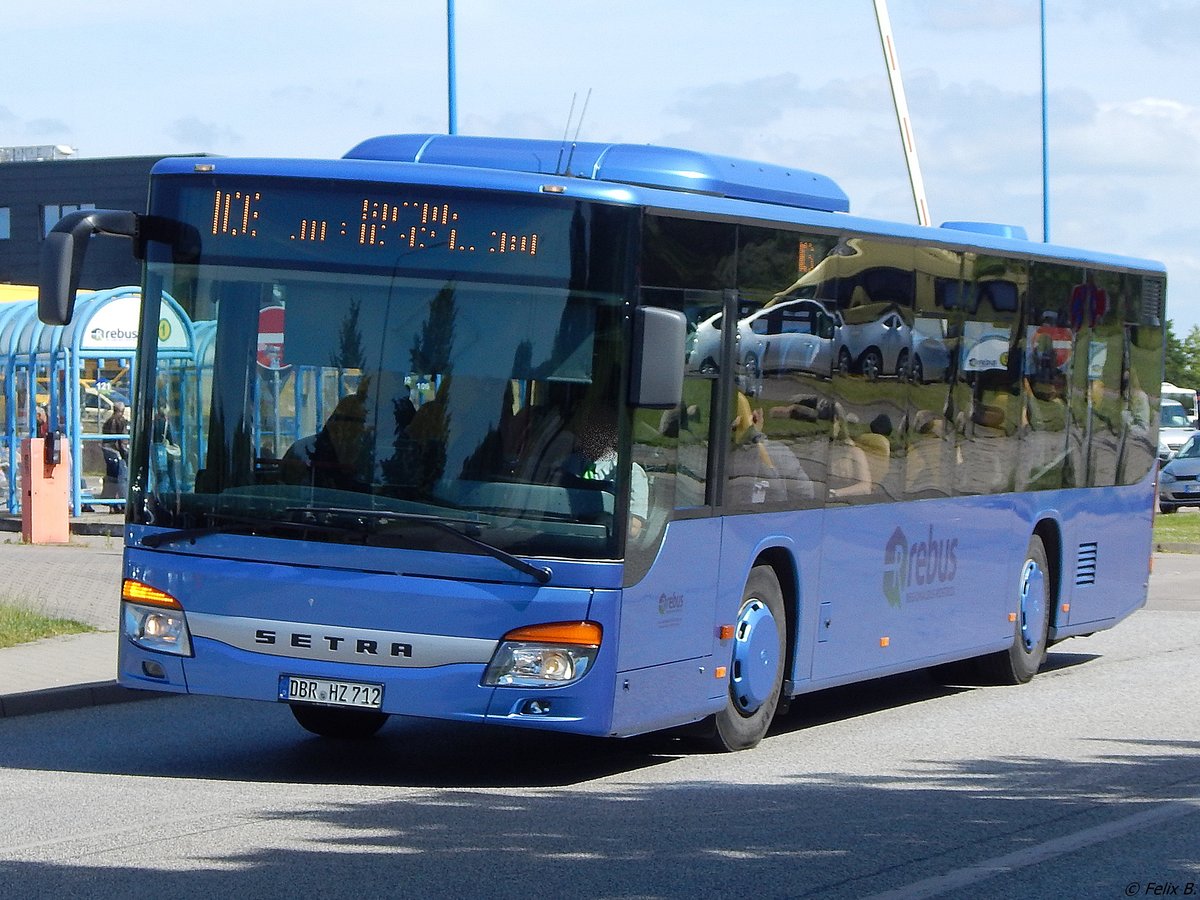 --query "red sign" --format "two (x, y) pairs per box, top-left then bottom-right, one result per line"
(257, 305), (288, 370)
